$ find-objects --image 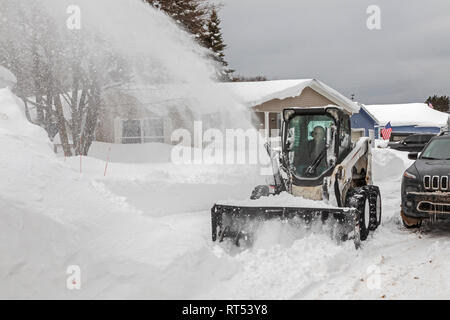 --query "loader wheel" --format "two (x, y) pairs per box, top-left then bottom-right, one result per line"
(368, 186), (382, 231)
(401, 210), (422, 229)
(250, 185), (270, 200)
(346, 187), (371, 241)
